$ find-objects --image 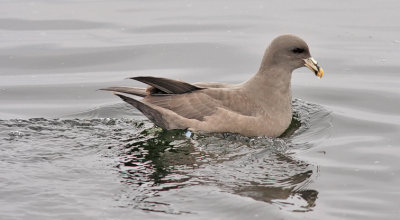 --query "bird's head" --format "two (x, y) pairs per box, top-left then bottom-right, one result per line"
(262, 34), (324, 78)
